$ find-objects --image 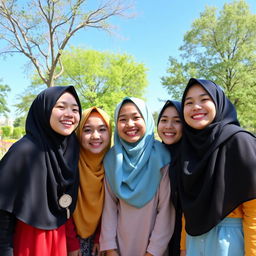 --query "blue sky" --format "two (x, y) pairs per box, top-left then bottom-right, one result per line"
(1, 0), (255, 119)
